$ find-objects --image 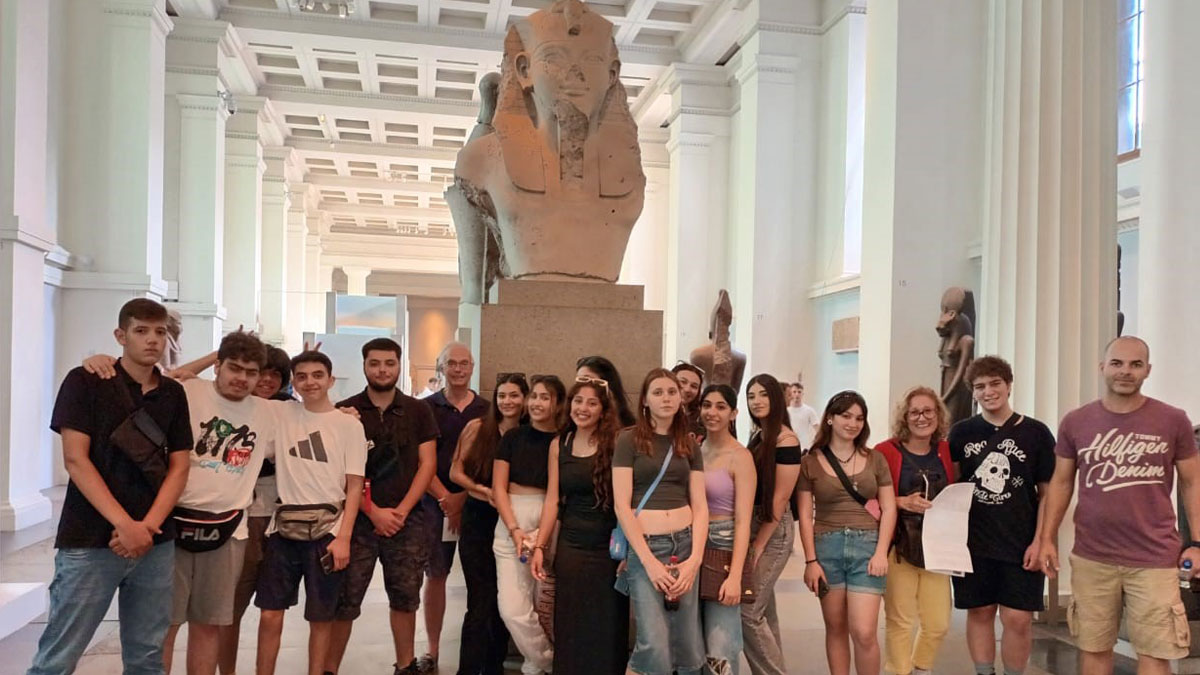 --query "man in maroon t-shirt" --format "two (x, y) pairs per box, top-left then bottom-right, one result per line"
(1041, 336), (1200, 674)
